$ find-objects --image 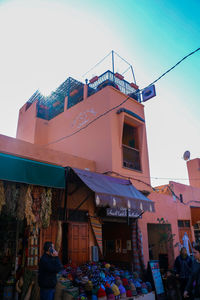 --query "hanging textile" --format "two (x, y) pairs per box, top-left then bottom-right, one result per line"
(0, 180), (5, 213)
(25, 186), (36, 226)
(40, 188), (52, 228)
(55, 221), (62, 252)
(89, 216), (103, 255)
(132, 219), (145, 275)
(3, 182), (19, 217)
(17, 184), (27, 220)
